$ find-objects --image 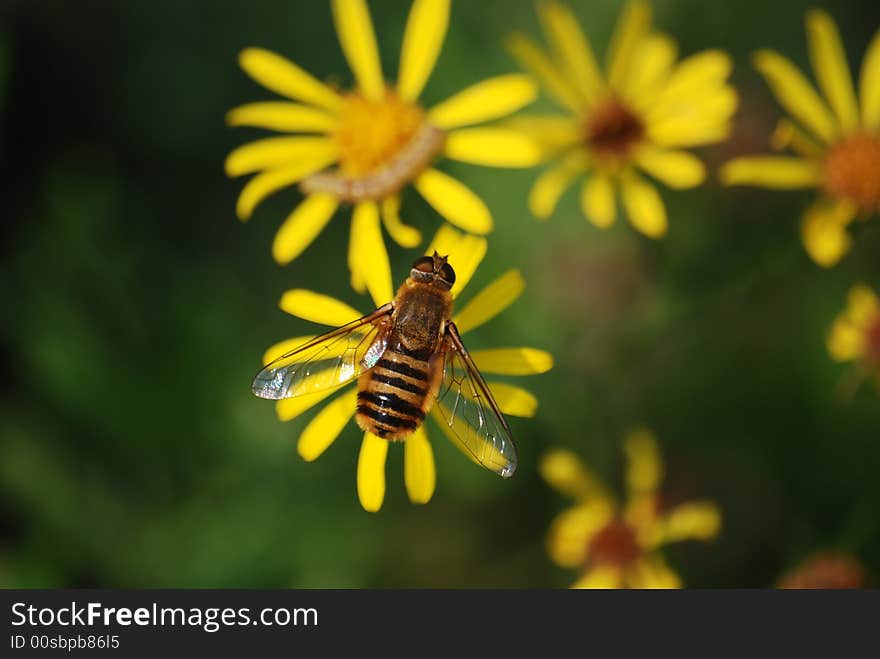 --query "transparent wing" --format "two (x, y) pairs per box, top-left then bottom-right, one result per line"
(432, 322), (518, 478)
(252, 304), (393, 400)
